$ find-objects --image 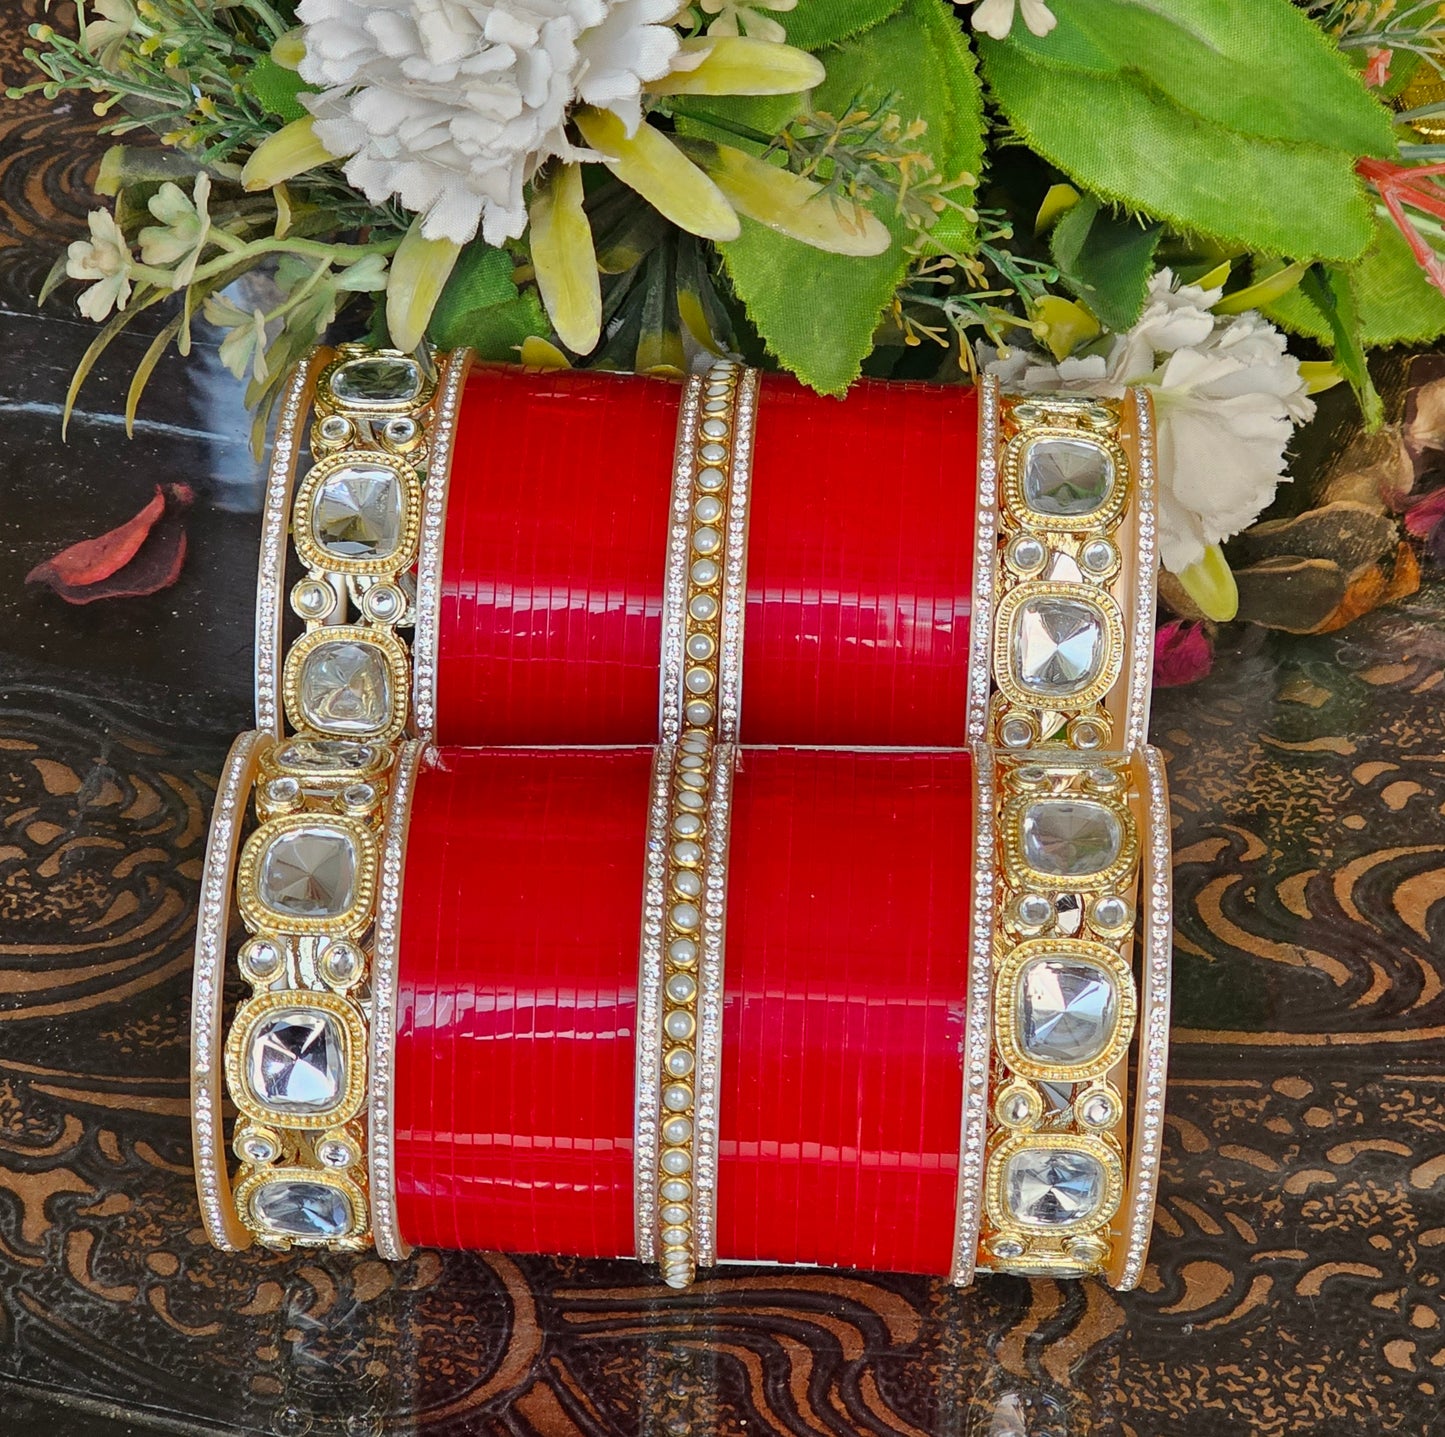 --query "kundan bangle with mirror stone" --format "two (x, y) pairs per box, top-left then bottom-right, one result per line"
(257, 342), (471, 745)
(955, 745), (1172, 1285)
(968, 377), (1158, 753)
(201, 731), (409, 1249)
